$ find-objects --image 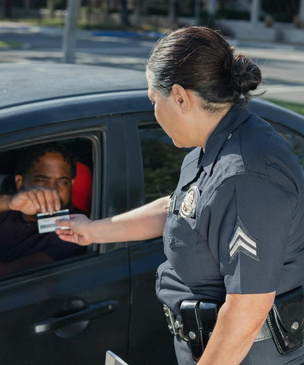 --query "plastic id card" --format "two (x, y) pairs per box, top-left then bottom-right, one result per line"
(37, 209), (70, 234)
